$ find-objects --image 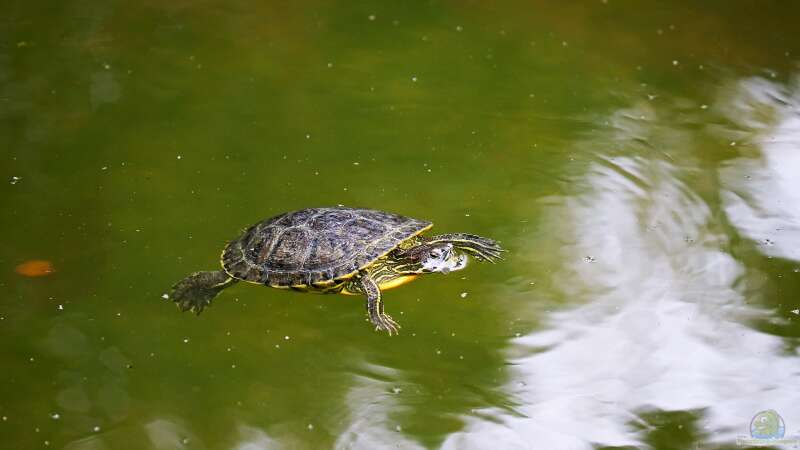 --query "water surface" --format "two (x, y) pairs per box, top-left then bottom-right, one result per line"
(2, 1), (800, 449)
